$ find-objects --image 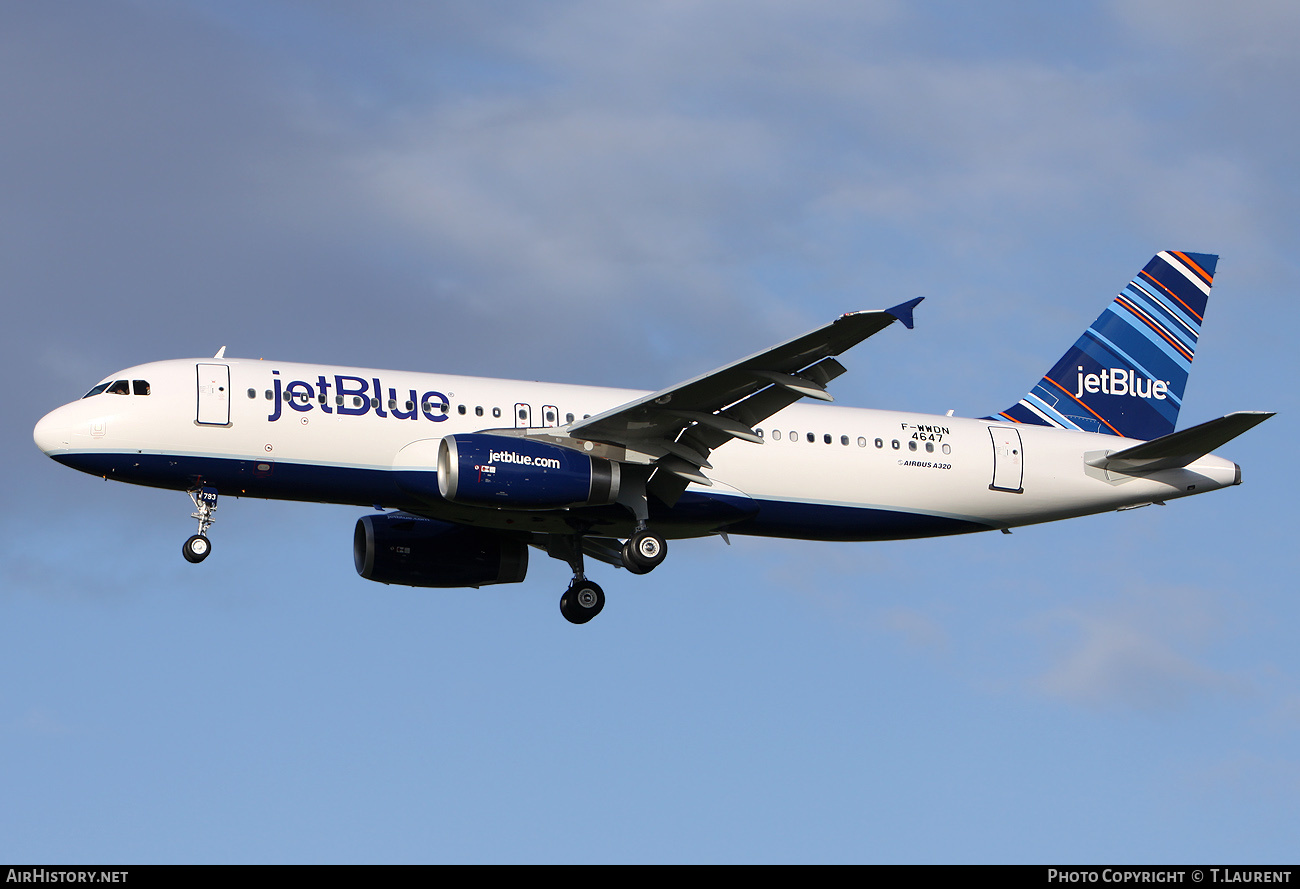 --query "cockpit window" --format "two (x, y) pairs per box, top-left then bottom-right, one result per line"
(82, 379), (151, 398)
